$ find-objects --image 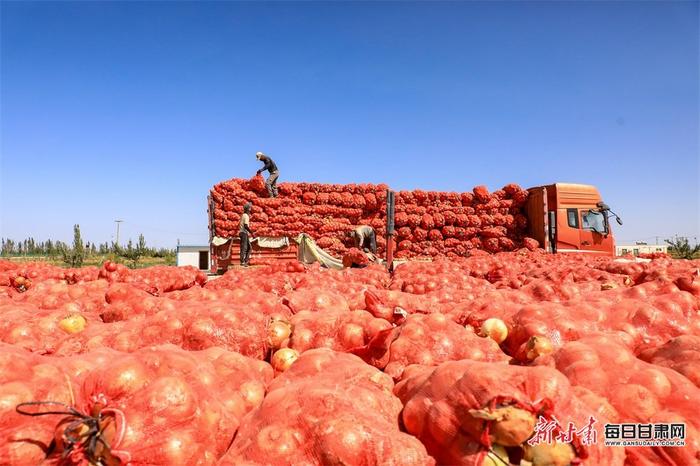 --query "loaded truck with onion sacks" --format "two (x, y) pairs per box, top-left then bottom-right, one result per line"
(208, 177), (622, 272)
